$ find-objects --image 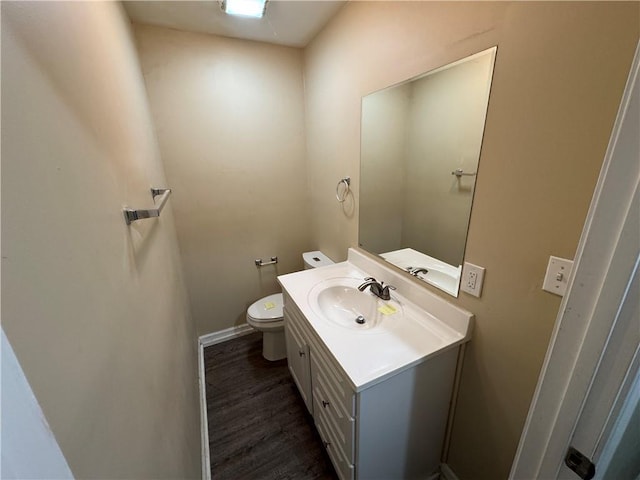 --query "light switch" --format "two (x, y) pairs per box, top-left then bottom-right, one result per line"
(542, 256), (574, 296)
